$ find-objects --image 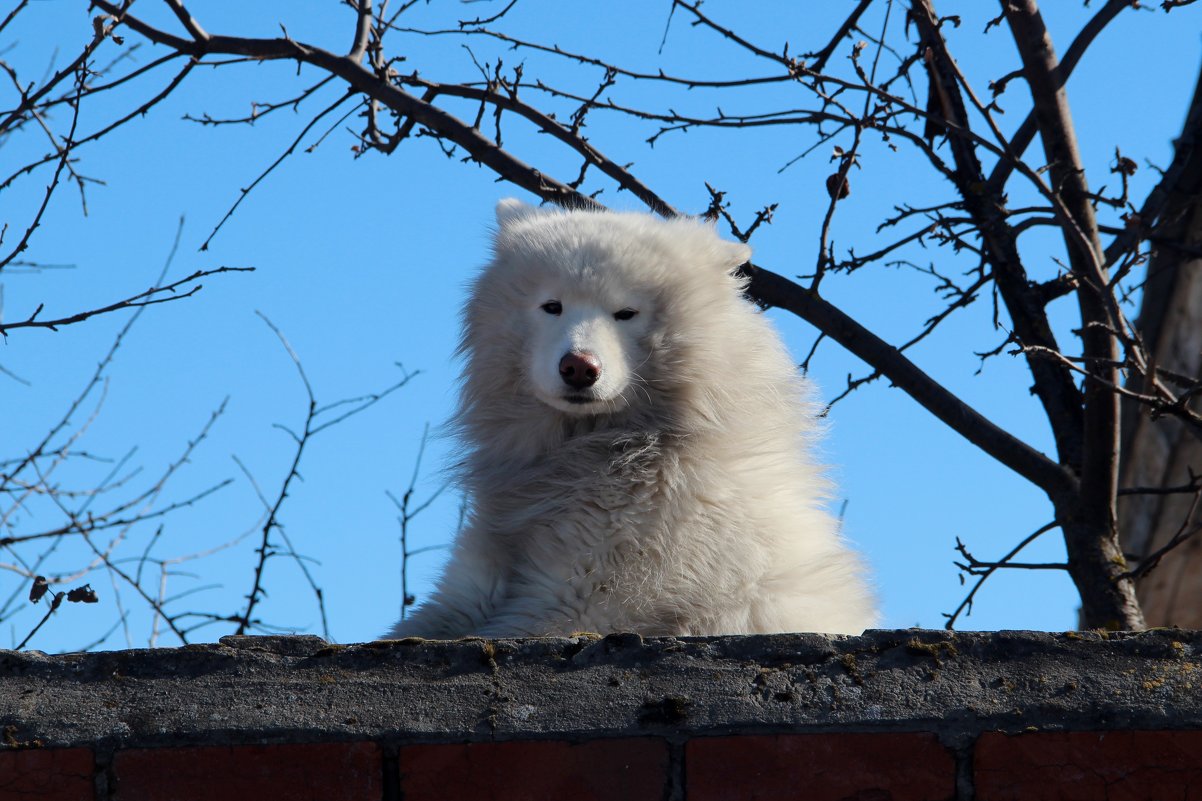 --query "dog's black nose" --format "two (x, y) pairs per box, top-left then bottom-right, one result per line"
(559, 352), (602, 389)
